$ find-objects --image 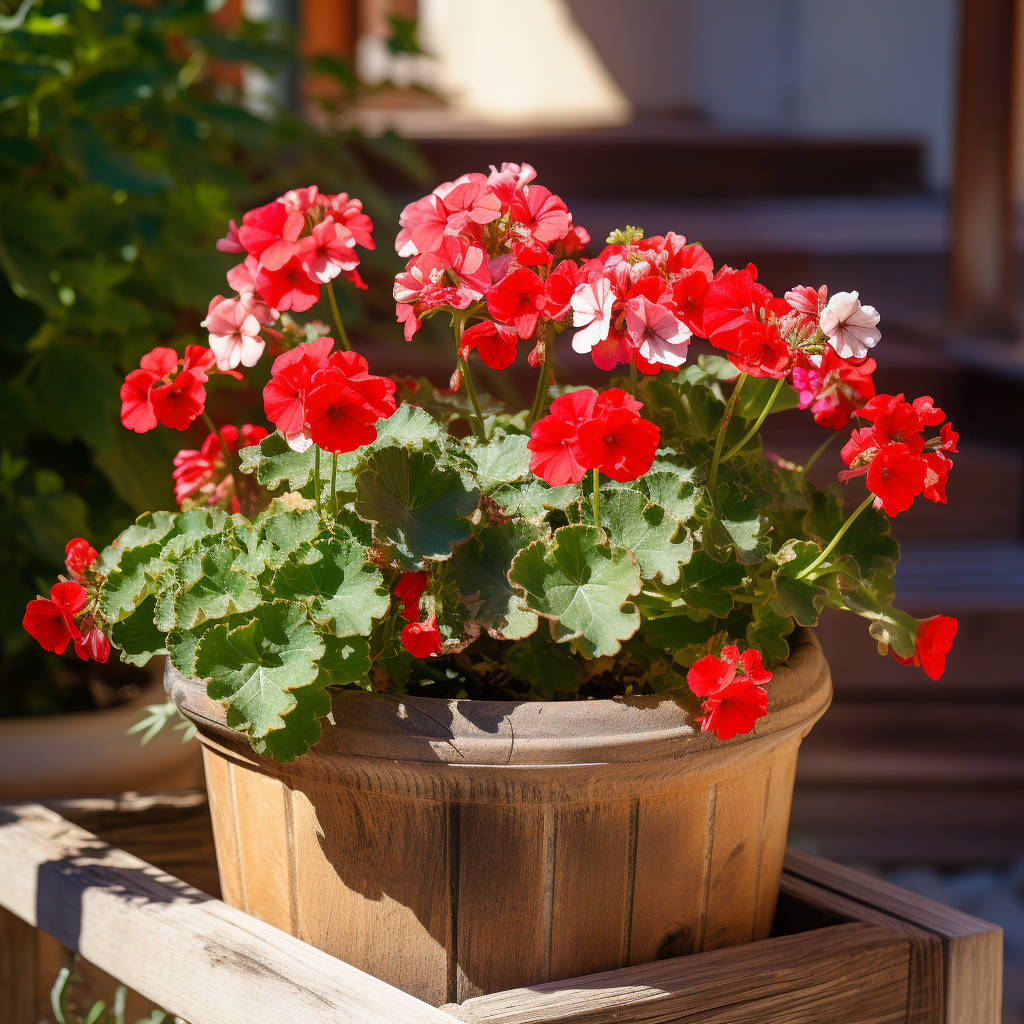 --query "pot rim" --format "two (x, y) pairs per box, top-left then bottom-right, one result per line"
(167, 628), (831, 769)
